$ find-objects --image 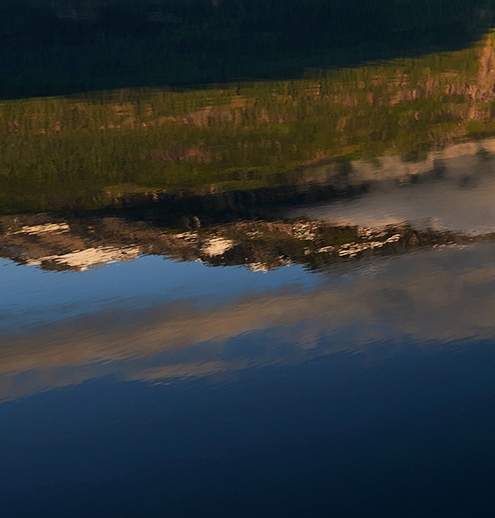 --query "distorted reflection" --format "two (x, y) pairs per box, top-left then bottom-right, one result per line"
(4, 32), (495, 399)
(2, 240), (495, 402)
(5, 9), (495, 516)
